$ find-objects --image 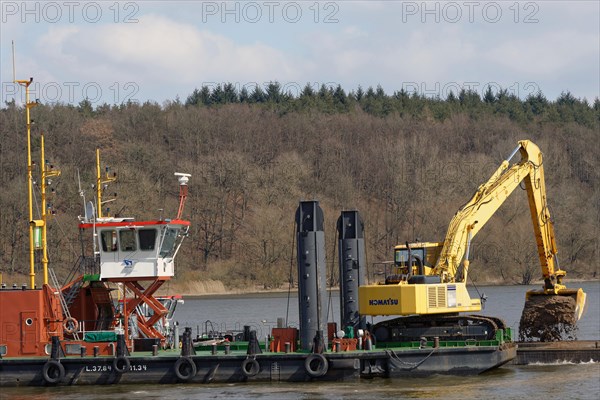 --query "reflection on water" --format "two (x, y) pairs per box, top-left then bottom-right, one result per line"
(2, 281), (598, 399)
(3, 363), (598, 400)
